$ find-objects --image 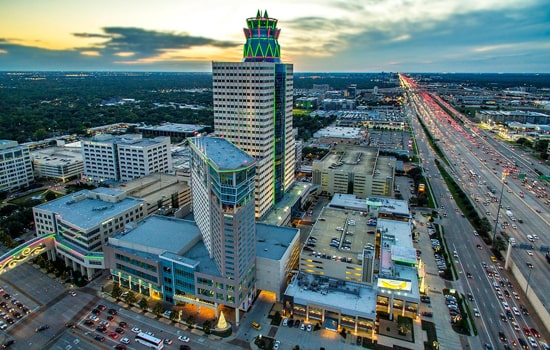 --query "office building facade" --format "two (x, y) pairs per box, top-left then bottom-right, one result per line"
(188, 137), (257, 318)
(33, 188), (145, 279)
(82, 134), (172, 183)
(212, 10), (295, 219)
(0, 140), (34, 192)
